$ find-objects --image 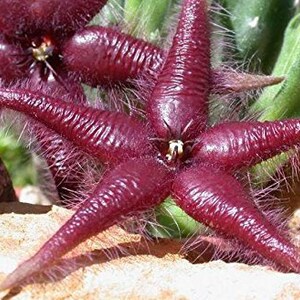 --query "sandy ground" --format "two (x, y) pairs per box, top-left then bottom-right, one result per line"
(0, 202), (299, 299)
